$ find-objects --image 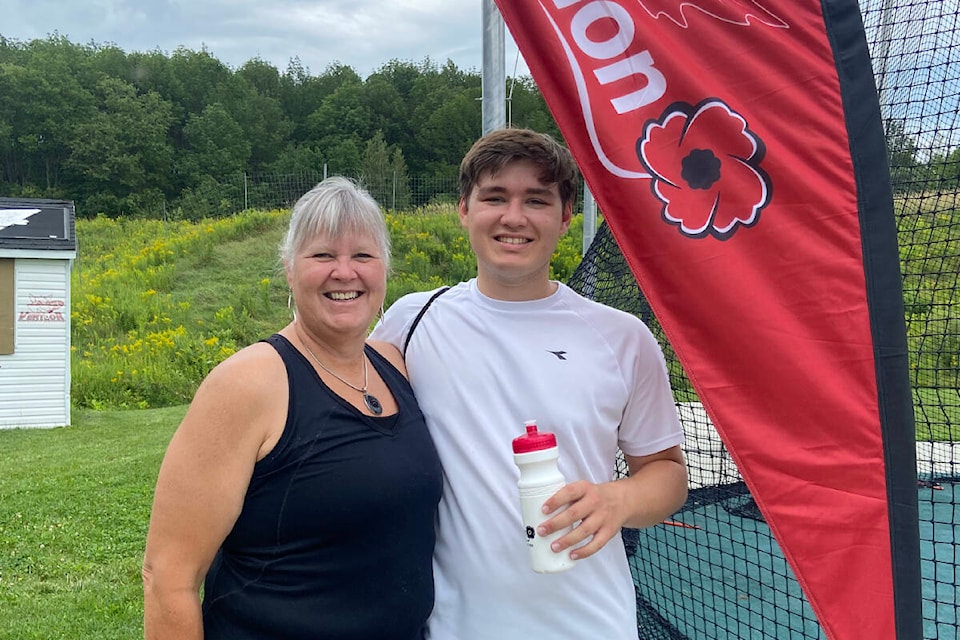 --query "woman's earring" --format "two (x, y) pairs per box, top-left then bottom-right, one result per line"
(378, 304), (385, 323)
(288, 293), (297, 321)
